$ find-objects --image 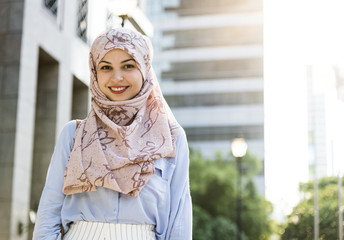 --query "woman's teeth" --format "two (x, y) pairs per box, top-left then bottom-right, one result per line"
(110, 87), (126, 91)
